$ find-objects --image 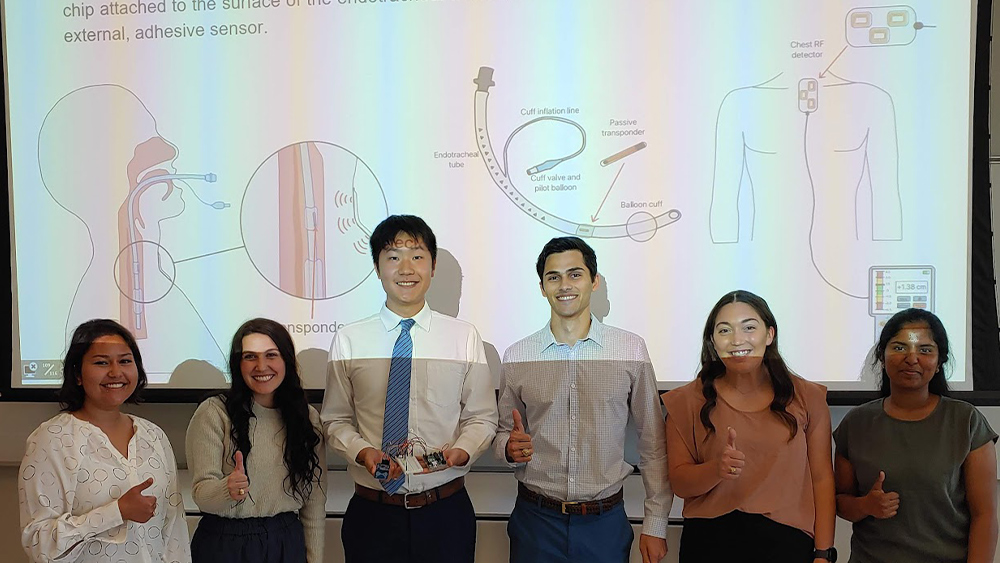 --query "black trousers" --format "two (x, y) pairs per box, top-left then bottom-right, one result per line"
(680, 510), (814, 563)
(341, 487), (477, 563)
(191, 512), (306, 563)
